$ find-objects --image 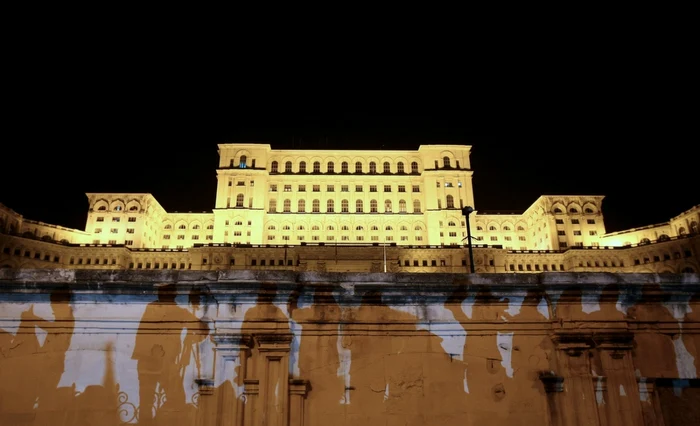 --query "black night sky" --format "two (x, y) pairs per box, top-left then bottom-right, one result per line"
(1, 41), (697, 234)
